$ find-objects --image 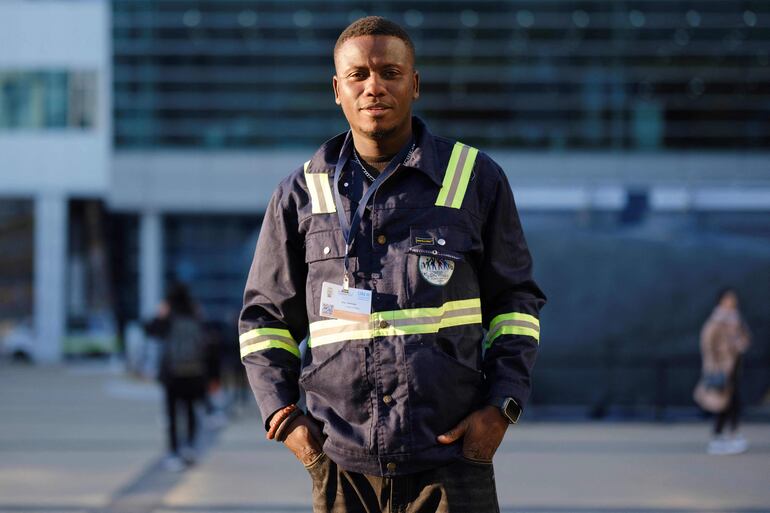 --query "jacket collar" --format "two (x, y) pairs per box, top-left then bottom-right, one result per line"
(307, 116), (444, 187)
